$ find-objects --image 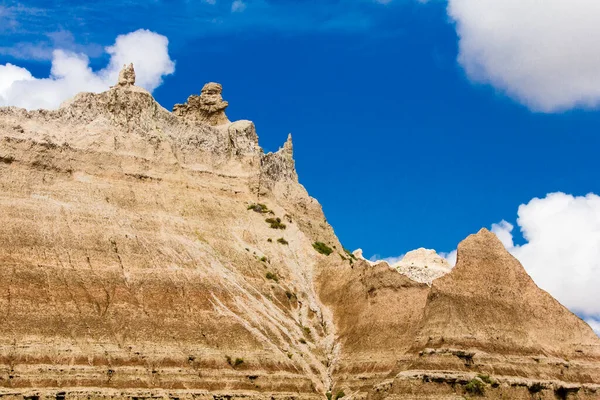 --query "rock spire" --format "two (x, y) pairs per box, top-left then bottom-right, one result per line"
(116, 63), (136, 87)
(173, 82), (230, 126)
